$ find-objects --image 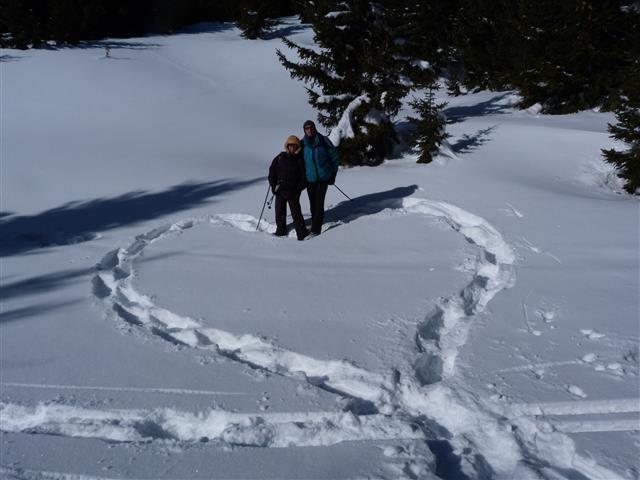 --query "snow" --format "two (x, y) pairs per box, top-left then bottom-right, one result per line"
(1, 17), (639, 480)
(328, 94), (369, 146)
